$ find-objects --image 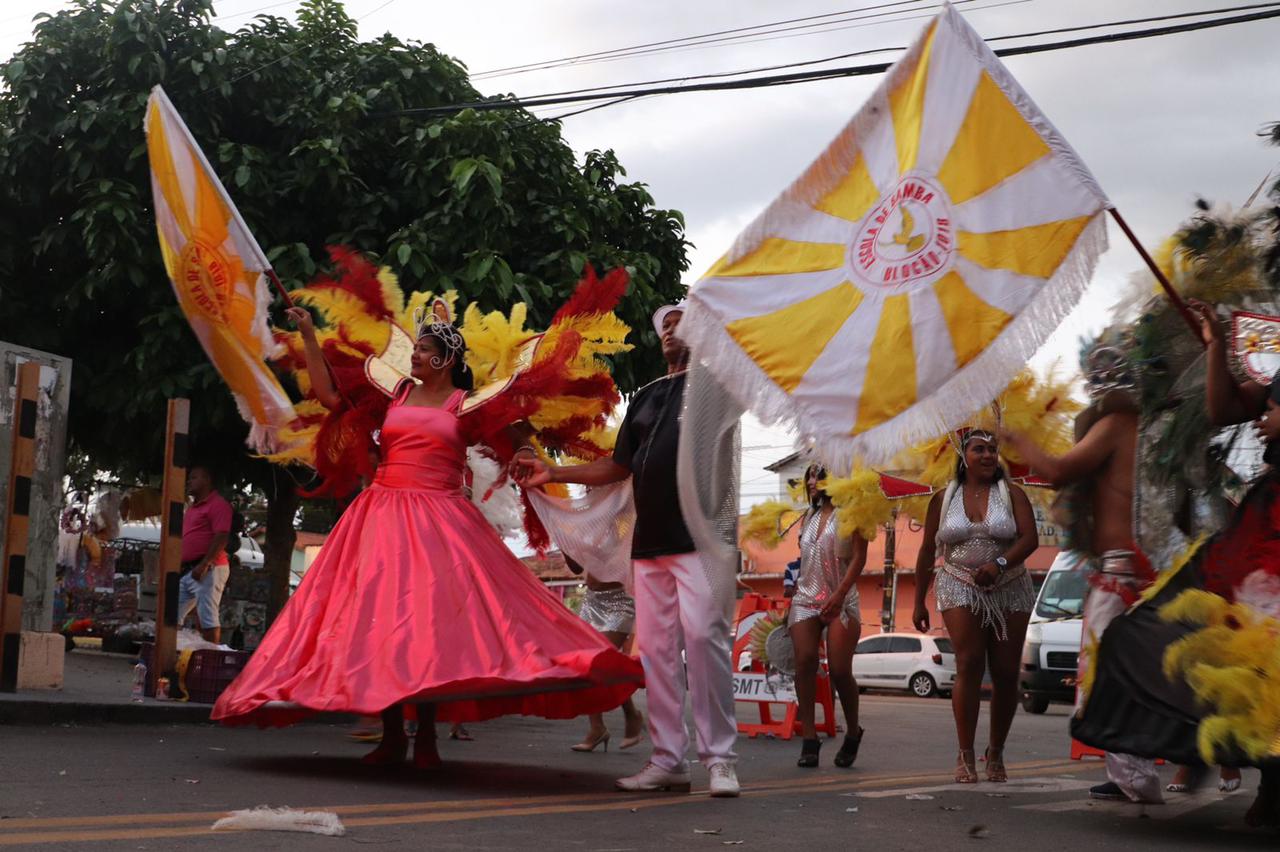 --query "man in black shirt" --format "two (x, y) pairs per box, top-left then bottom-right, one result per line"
(516, 302), (740, 798)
